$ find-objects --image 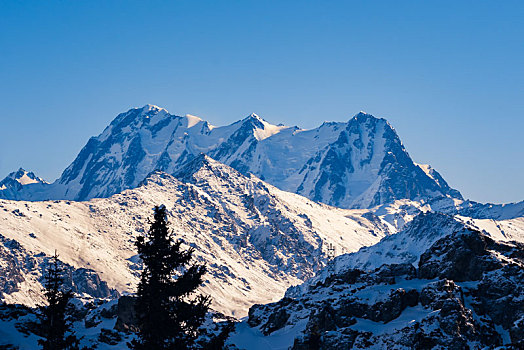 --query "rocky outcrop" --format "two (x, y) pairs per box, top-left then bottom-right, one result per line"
(418, 229), (502, 281)
(0, 234), (119, 302)
(247, 228), (524, 349)
(0, 238), (28, 295)
(114, 295), (139, 333)
(66, 268), (120, 299)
